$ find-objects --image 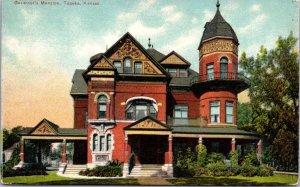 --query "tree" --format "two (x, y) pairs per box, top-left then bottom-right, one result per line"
(237, 102), (253, 130)
(2, 126), (23, 150)
(239, 33), (299, 170)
